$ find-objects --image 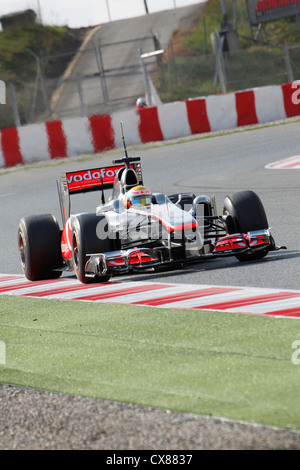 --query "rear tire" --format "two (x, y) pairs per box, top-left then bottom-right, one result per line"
(222, 190), (269, 261)
(18, 214), (63, 280)
(71, 213), (114, 284)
